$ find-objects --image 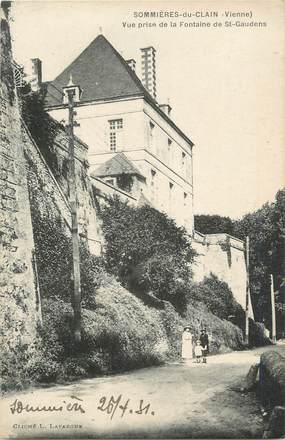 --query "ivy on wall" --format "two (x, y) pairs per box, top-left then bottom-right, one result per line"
(218, 236), (232, 268)
(19, 84), (60, 176)
(1, 5), (15, 104)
